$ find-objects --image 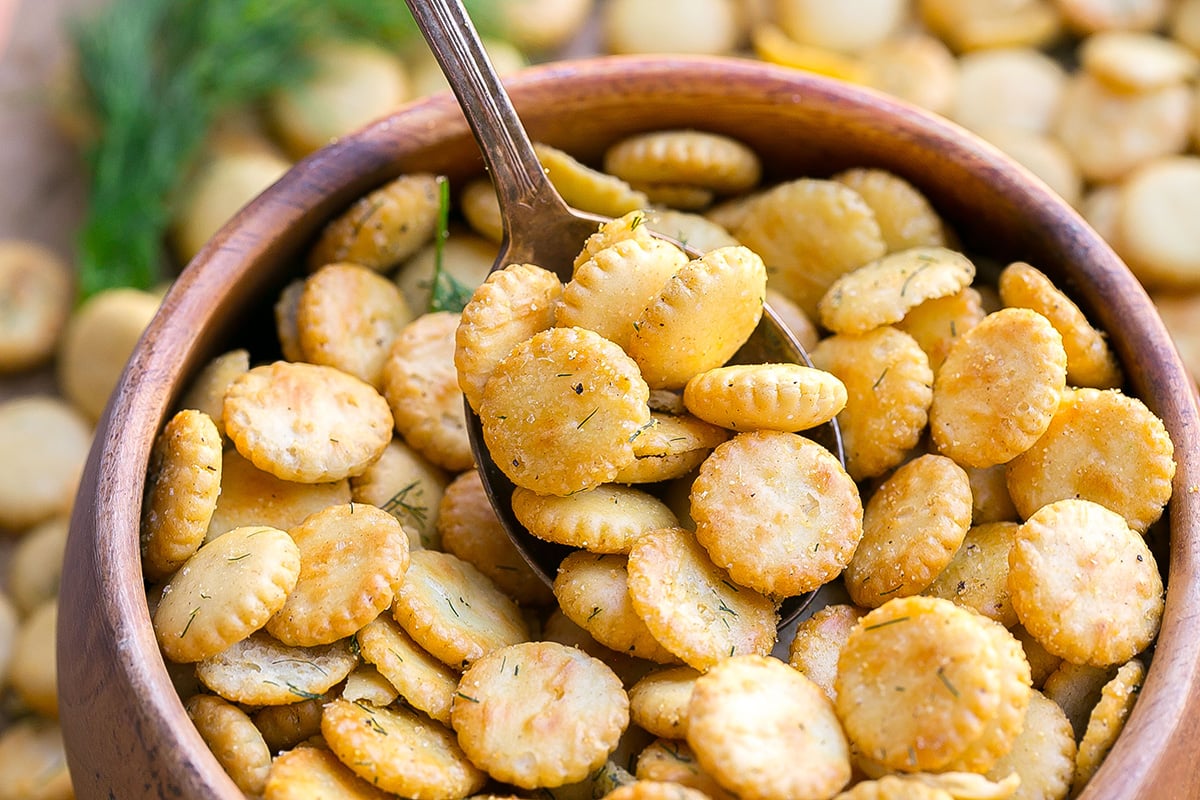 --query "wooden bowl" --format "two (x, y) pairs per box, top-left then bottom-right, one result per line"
(58, 55), (1200, 799)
